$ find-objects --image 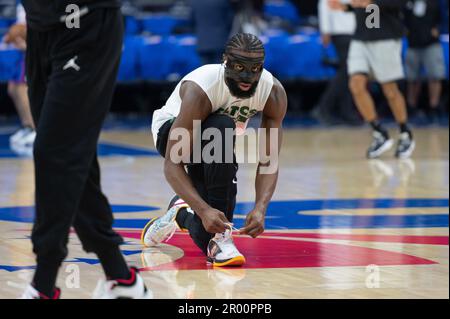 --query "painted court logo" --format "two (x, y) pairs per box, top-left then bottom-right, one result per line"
(0, 199), (447, 273)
